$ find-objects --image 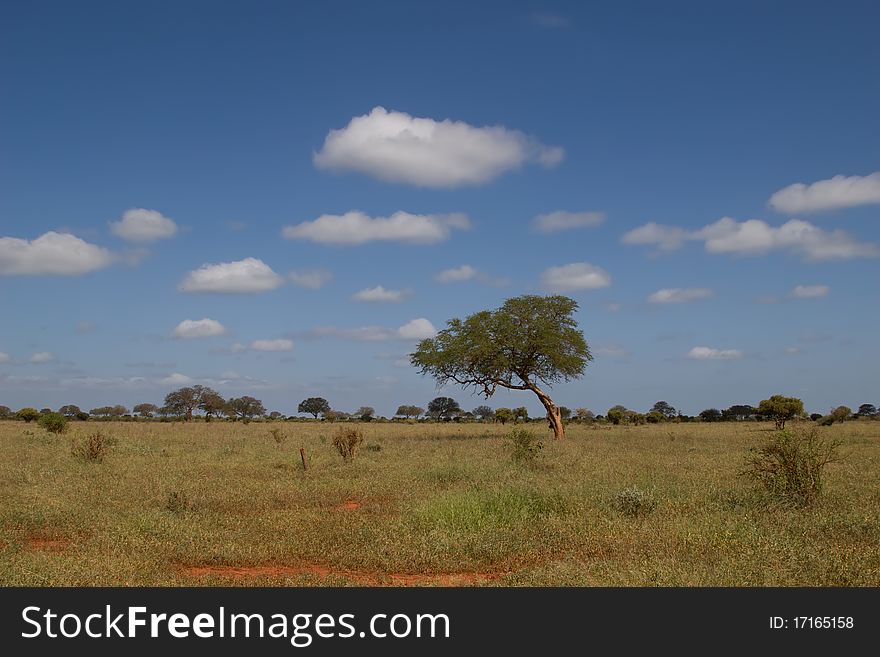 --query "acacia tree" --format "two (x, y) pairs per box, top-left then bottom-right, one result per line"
(396, 405), (424, 419)
(133, 403), (158, 418)
(472, 405), (494, 422)
(427, 397), (461, 421)
(58, 404), (82, 418)
(164, 385), (217, 421)
(757, 395), (804, 429)
(411, 295), (590, 440)
(199, 391), (228, 421)
(227, 396), (266, 421)
(650, 401), (677, 420)
(494, 407), (513, 424)
(298, 397), (330, 419)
